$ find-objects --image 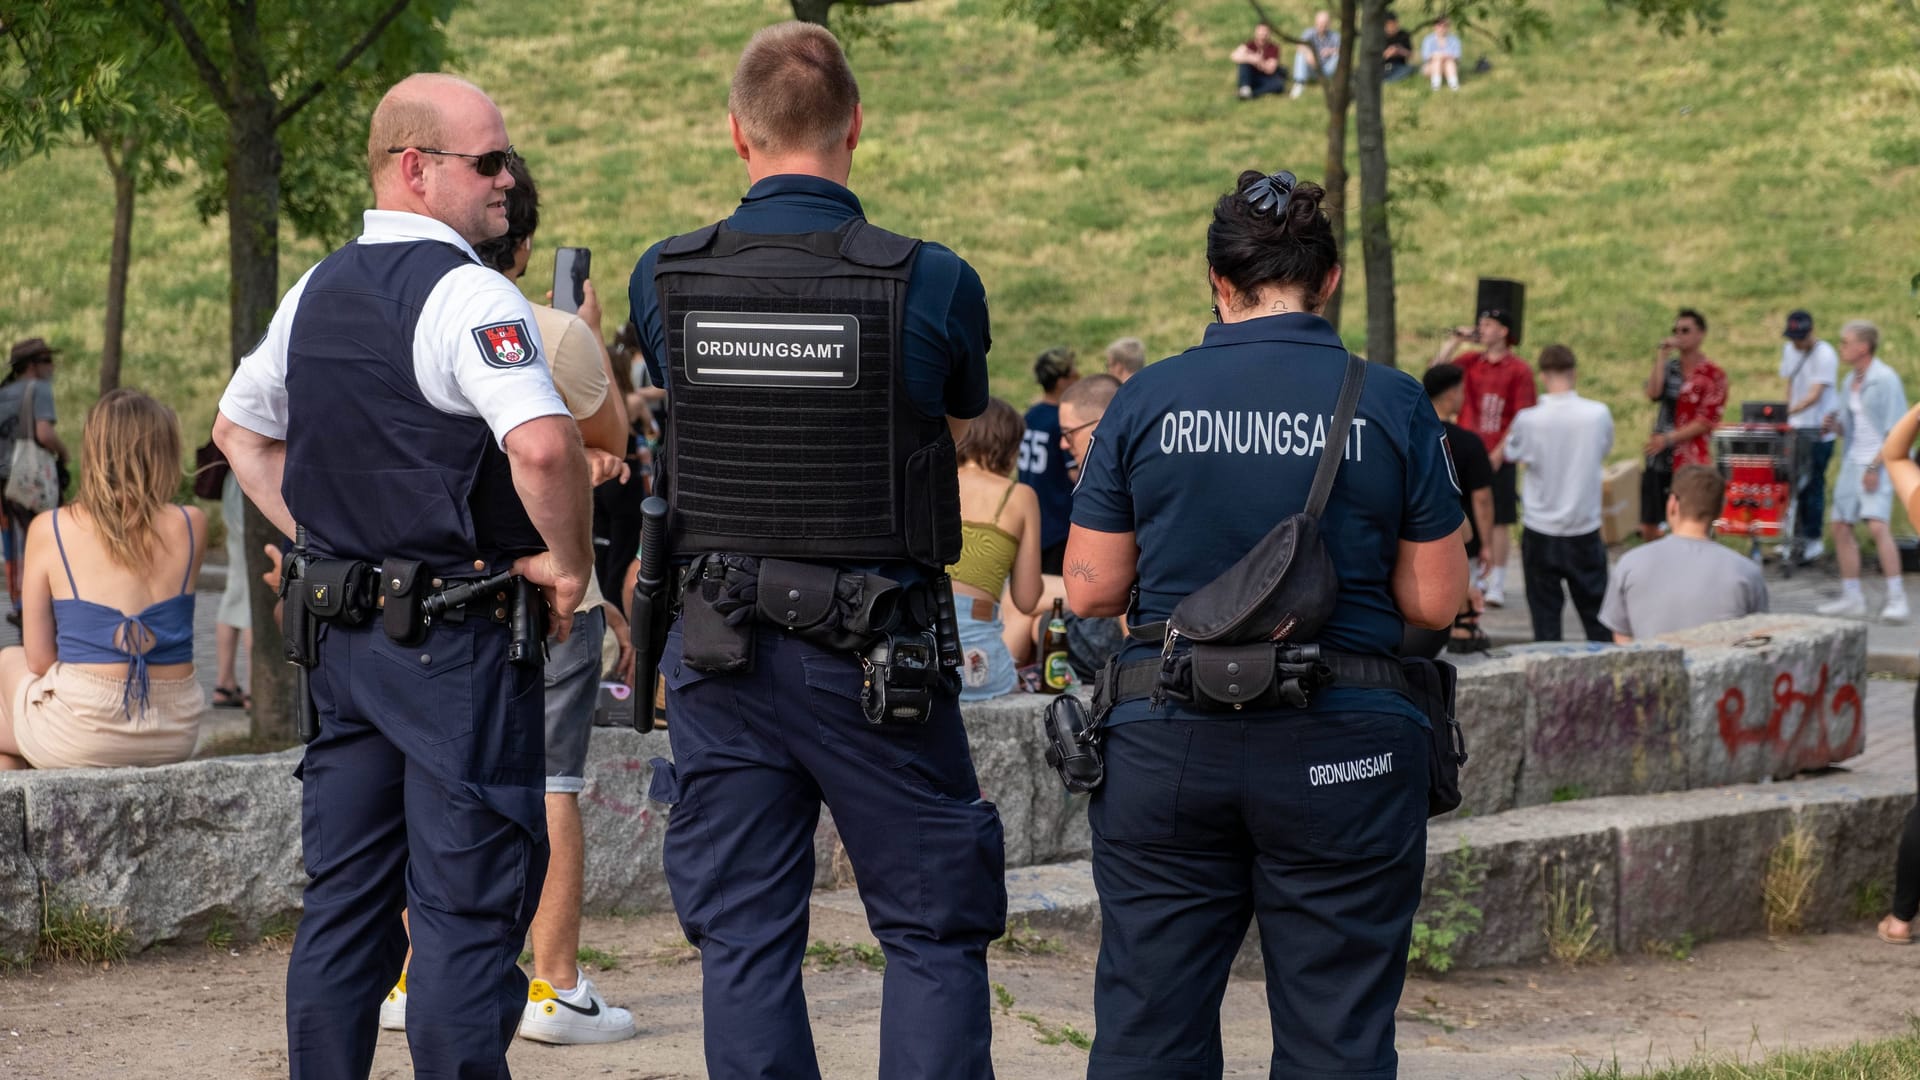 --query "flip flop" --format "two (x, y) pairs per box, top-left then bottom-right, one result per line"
(1878, 915), (1912, 945)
